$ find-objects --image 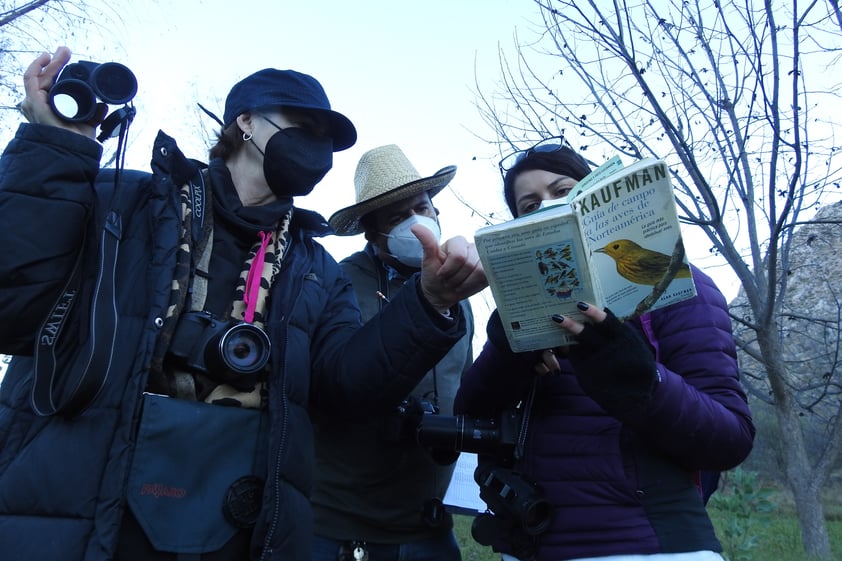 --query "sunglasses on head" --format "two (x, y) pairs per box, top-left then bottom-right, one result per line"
(498, 135), (573, 176)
